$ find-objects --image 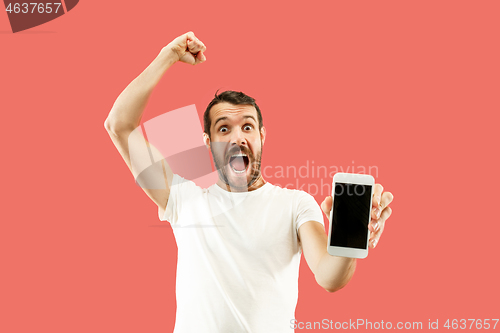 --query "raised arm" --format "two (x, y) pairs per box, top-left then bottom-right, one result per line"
(104, 32), (207, 218)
